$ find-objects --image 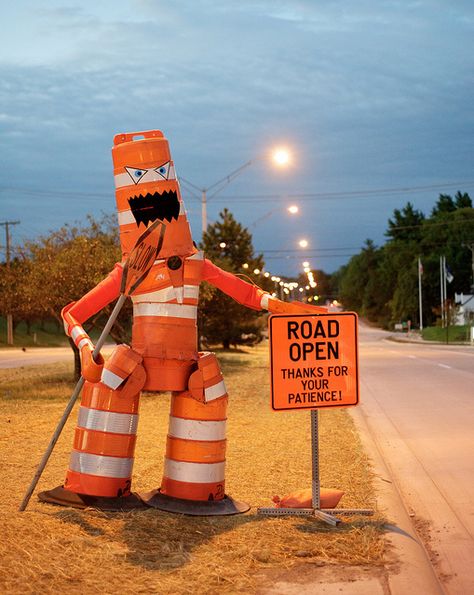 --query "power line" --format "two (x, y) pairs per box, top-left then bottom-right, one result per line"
(2, 180), (473, 203)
